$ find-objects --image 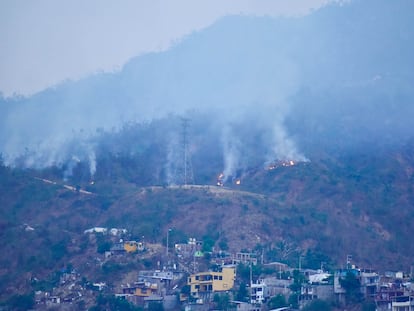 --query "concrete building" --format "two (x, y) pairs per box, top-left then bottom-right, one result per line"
(250, 280), (268, 304)
(122, 281), (158, 297)
(392, 296), (414, 311)
(188, 266), (235, 296)
(232, 252), (258, 265)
